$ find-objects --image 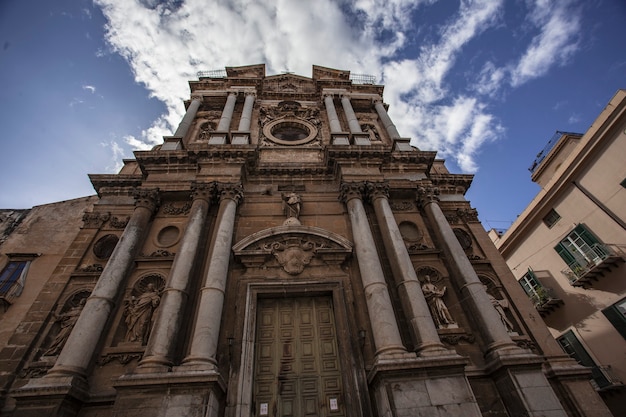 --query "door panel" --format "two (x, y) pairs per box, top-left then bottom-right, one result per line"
(254, 297), (345, 417)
